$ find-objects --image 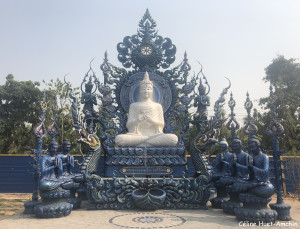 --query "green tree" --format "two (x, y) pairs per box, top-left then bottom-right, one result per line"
(0, 75), (42, 154)
(259, 55), (300, 155)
